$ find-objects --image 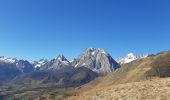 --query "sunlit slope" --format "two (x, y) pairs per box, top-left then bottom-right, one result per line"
(66, 50), (170, 100)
